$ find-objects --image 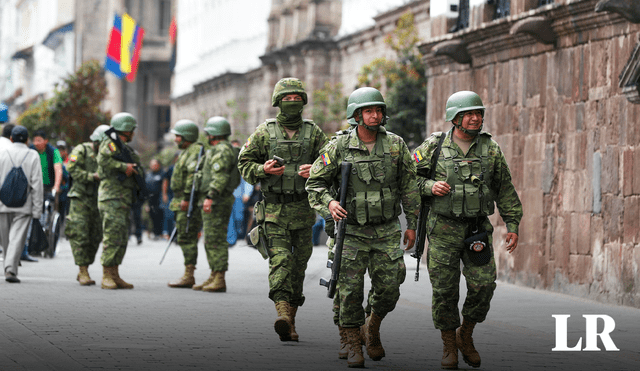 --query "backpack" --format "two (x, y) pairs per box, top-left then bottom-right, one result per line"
(0, 151), (30, 208)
